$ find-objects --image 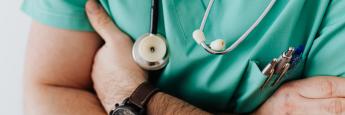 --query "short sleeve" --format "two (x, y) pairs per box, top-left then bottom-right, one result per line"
(304, 0), (345, 77)
(21, 0), (93, 31)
